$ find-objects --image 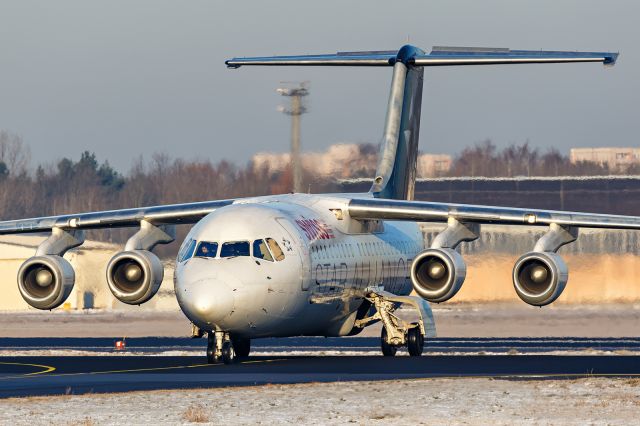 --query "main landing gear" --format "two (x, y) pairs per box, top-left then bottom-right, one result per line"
(355, 289), (435, 357)
(206, 331), (251, 364)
